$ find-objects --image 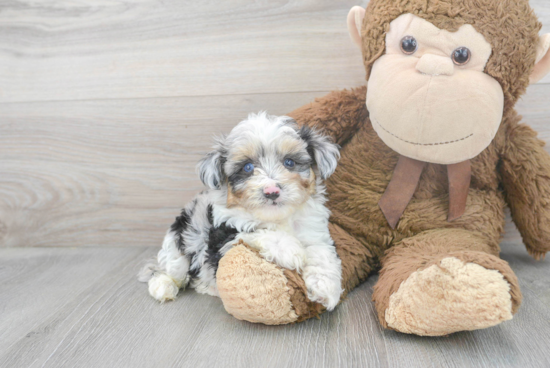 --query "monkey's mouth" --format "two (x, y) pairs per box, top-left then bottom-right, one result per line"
(372, 118), (473, 146)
